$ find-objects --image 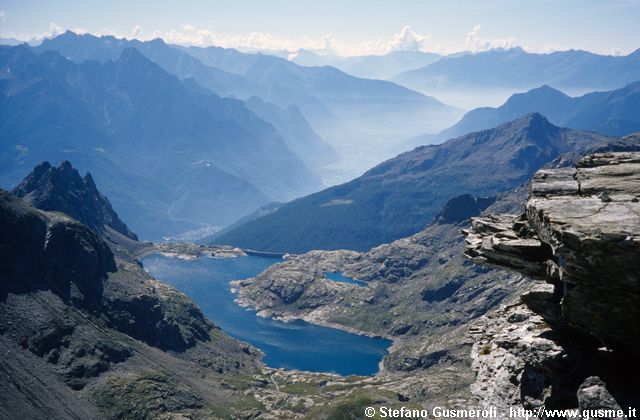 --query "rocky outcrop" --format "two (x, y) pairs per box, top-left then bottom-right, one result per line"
(142, 241), (247, 260)
(465, 152), (640, 354)
(464, 152), (640, 413)
(13, 161), (138, 241)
